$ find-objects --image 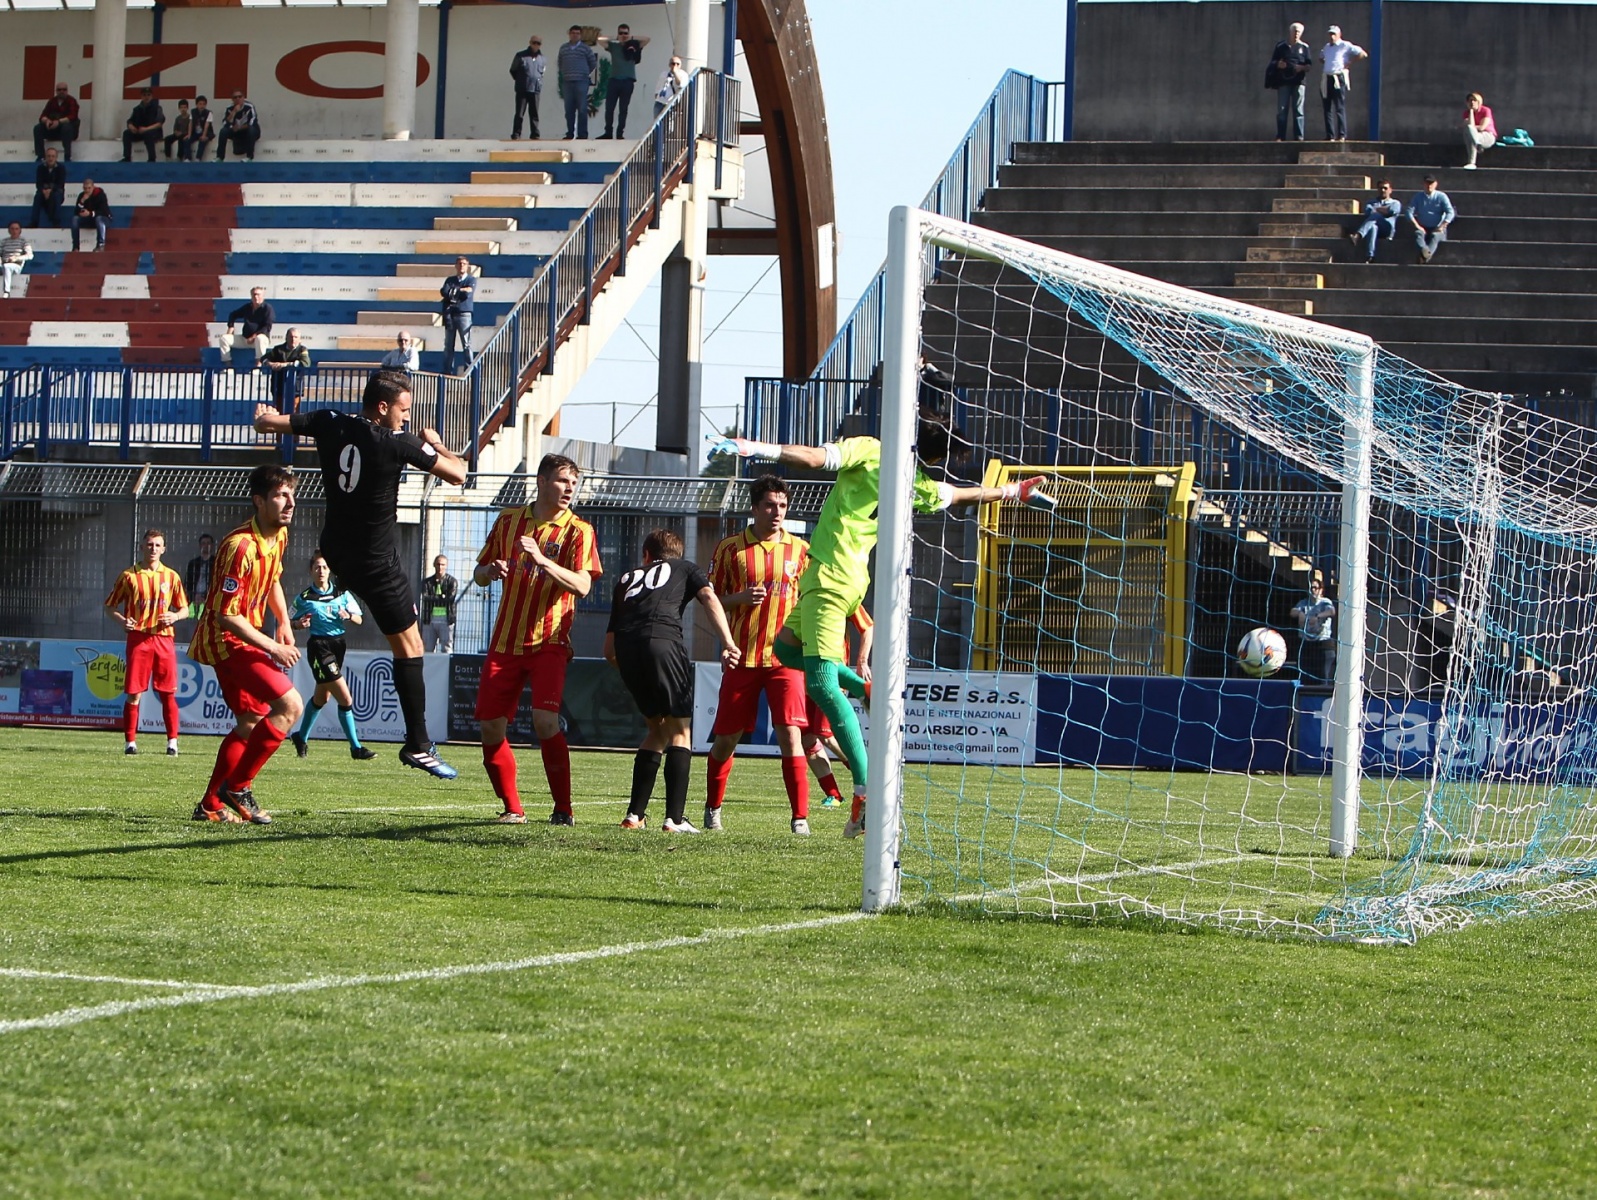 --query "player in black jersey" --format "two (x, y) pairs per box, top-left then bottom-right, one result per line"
(254, 371), (467, 778)
(606, 529), (741, 833)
